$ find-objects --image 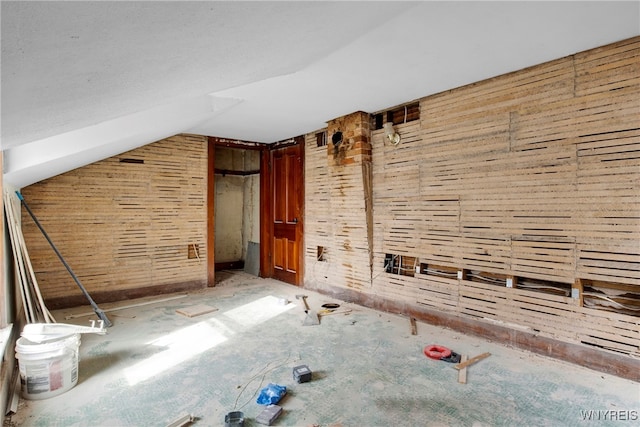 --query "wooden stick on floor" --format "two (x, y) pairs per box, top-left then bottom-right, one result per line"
(65, 294), (188, 320)
(454, 352), (491, 370)
(458, 354), (469, 384)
